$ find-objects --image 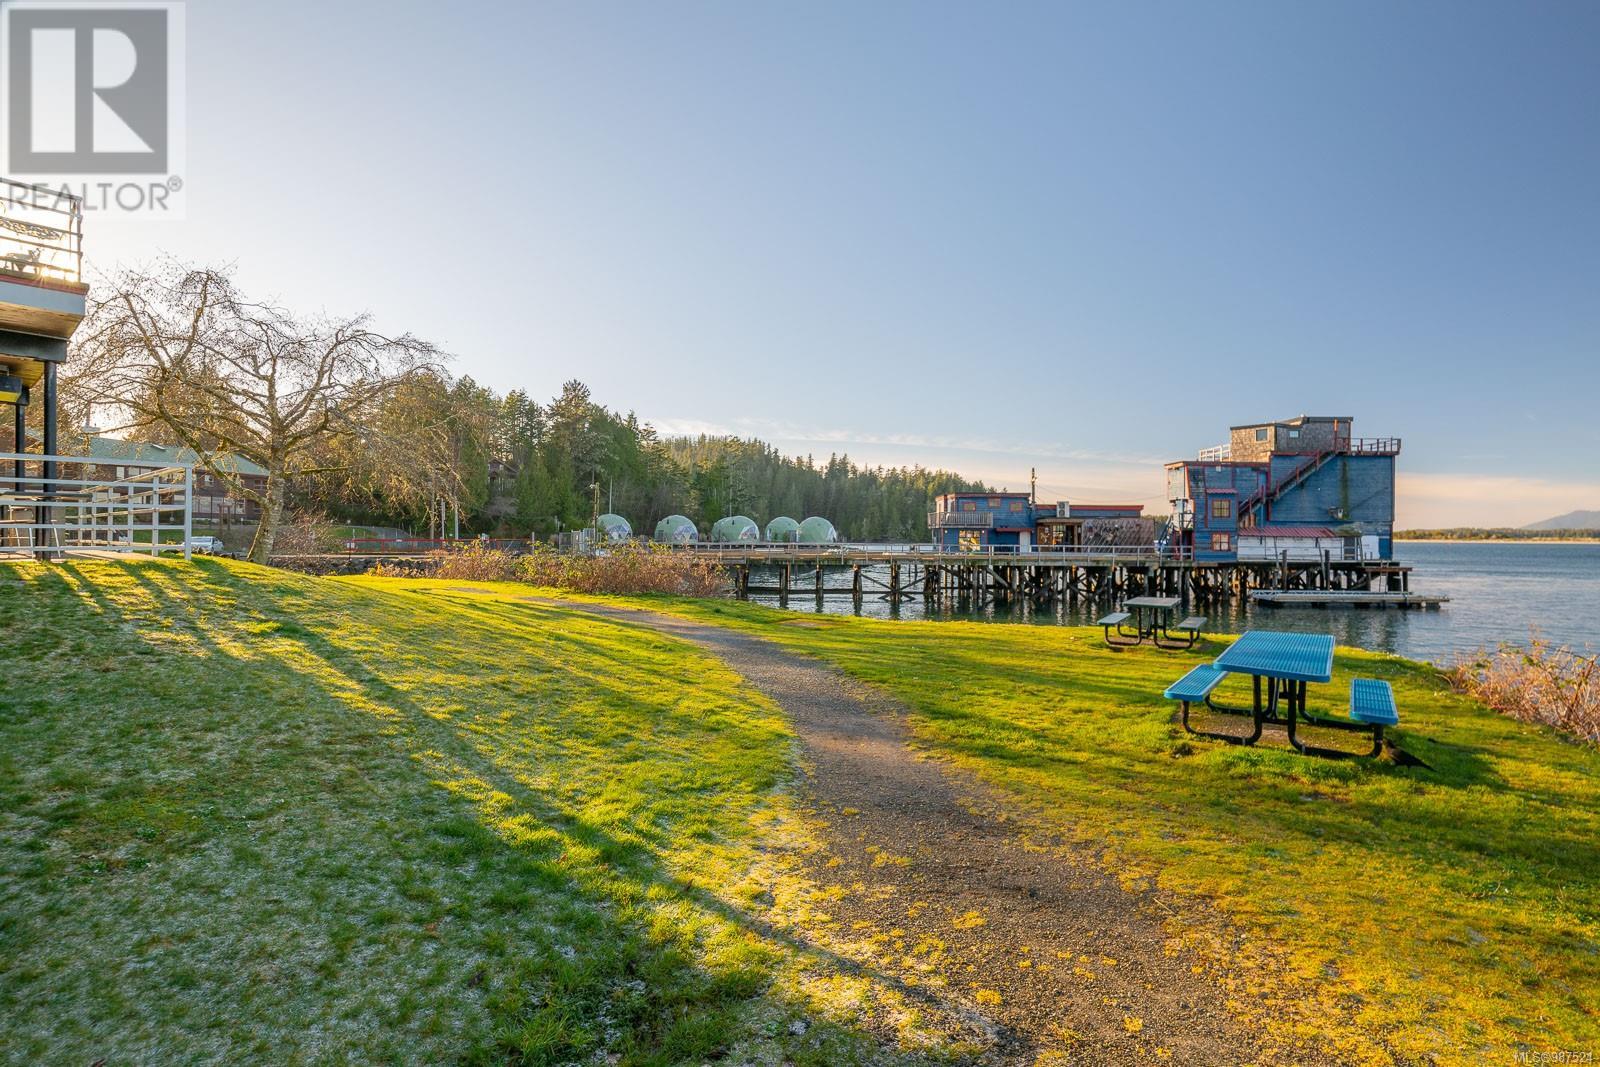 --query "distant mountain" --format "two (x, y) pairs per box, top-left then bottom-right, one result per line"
(1523, 510), (1600, 531)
